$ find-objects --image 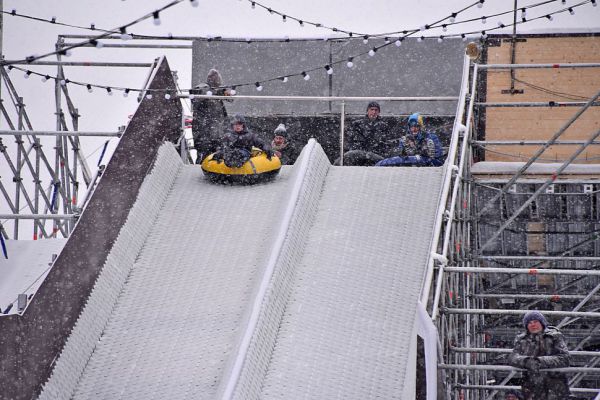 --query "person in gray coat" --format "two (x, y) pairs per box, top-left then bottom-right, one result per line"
(508, 311), (570, 400)
(191, 69), (232, 164)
